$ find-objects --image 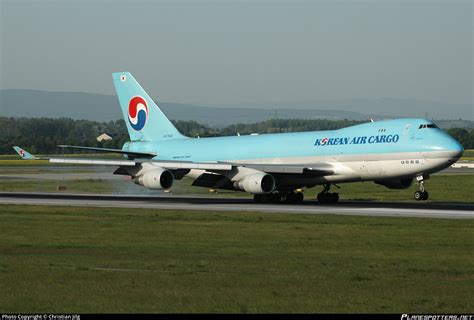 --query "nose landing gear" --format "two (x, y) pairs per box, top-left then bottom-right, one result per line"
(317, 184), (340, 204)
(414, 176), (429, 201)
